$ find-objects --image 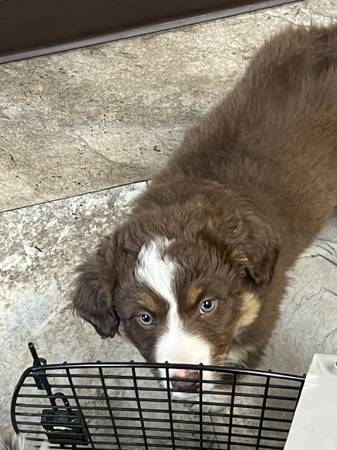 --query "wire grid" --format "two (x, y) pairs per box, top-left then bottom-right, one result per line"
(11, 362), (305, 450)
